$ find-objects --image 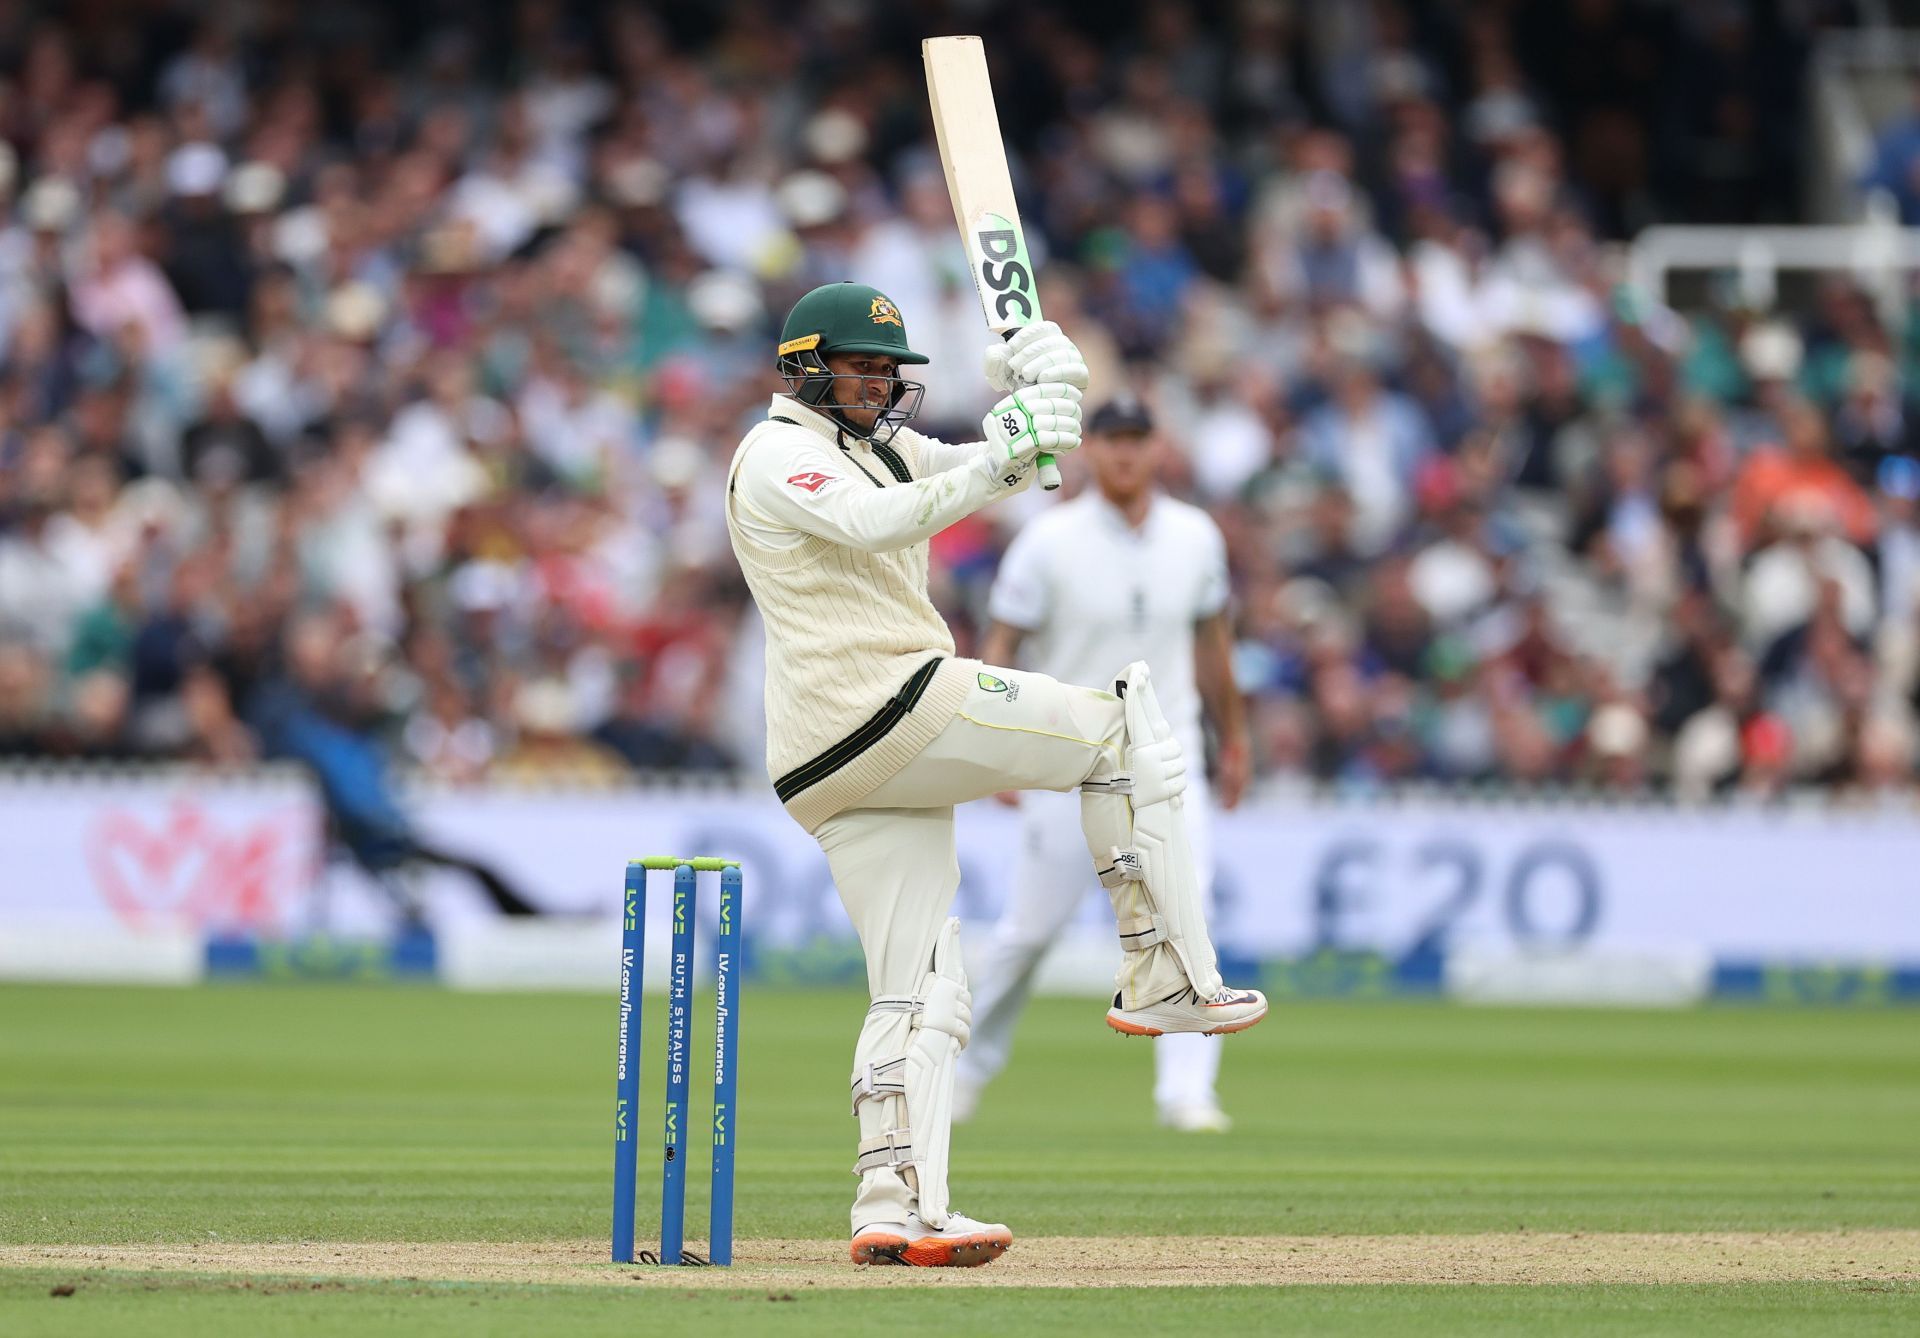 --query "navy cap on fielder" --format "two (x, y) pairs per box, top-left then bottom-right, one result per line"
(1088, 395), (1154, 436)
